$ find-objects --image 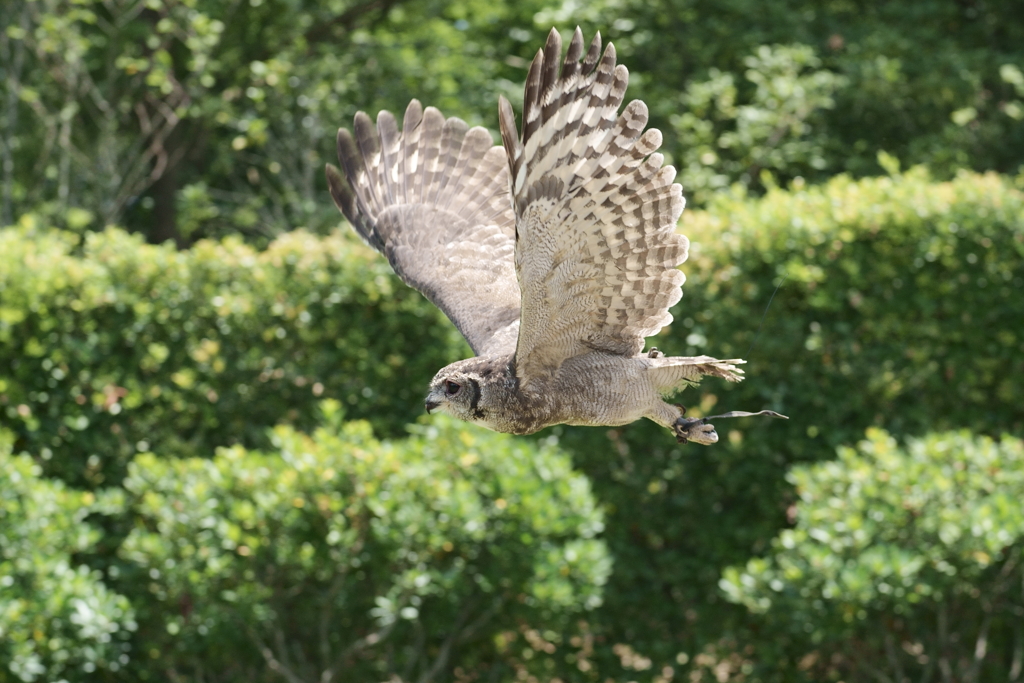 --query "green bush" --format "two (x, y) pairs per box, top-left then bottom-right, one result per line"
(672, 43), (847, 204)
(546, 167), (1024, 676)
(682, 165), (1024, 446)
(0, 431), (135, 682)
(608, 0), (1024, 190)
(0, 217), (466, 487)
(721, 429), (1024, 681)
(117, 408), (608, 682)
